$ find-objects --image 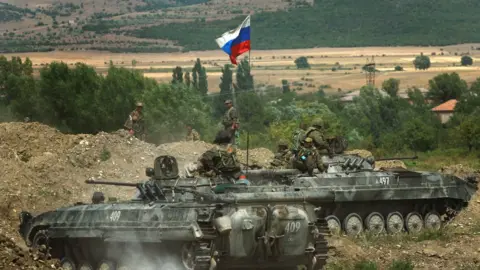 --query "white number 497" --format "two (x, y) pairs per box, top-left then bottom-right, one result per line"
(285, 221), (301, 233)
(376, 177), (389, 185)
